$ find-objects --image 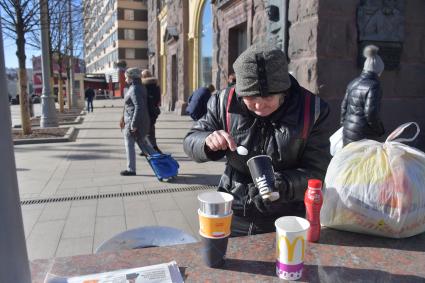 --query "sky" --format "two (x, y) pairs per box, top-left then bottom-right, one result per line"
(3, 0), (211, 69)
(201, 1), (213, 57)
(3, 36), (40, 69)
